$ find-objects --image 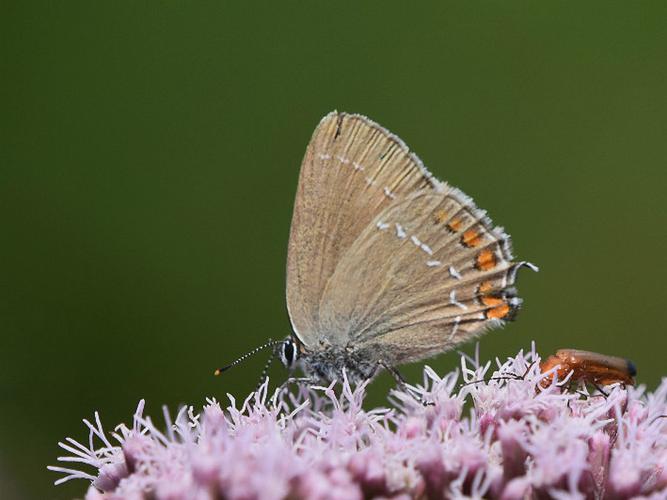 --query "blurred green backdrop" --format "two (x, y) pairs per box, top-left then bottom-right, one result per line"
(2, 2), (666, 498)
